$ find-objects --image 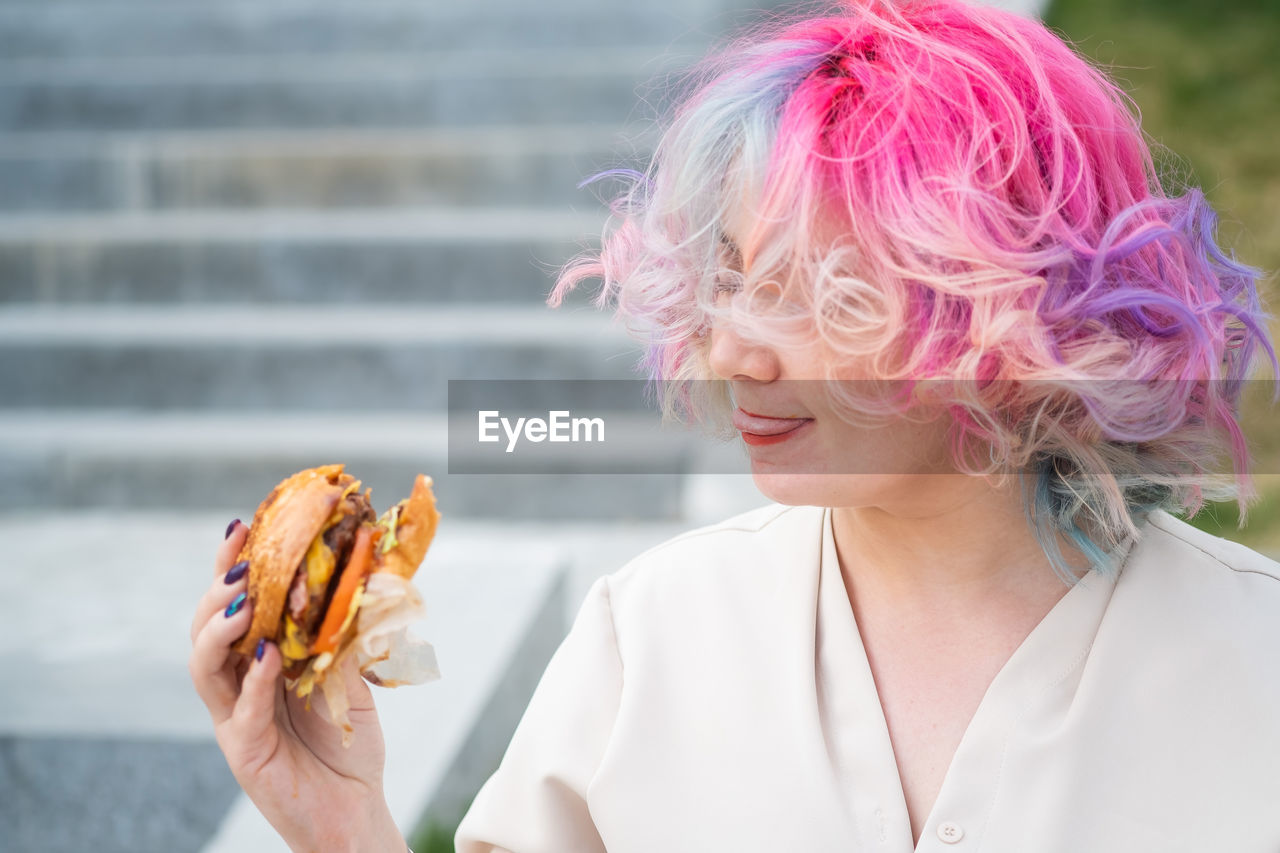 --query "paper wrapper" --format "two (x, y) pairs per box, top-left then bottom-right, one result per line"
(303, 571), (440, 747)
